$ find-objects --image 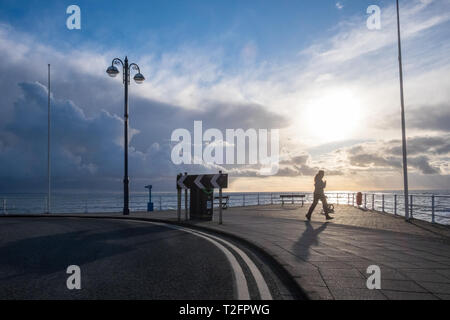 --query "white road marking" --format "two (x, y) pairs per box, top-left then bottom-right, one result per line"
(189, 229), (273, 300)
(132, 220), (250, 300)
(124, 220), (273, 300)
